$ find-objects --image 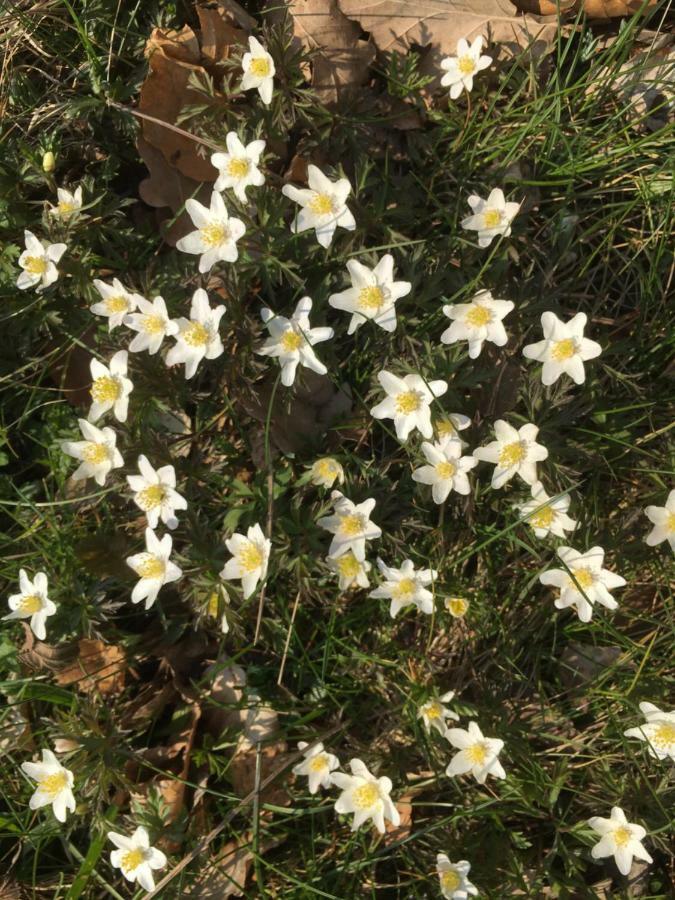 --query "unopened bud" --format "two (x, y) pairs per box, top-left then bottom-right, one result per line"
(42, 151), (55, 172)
